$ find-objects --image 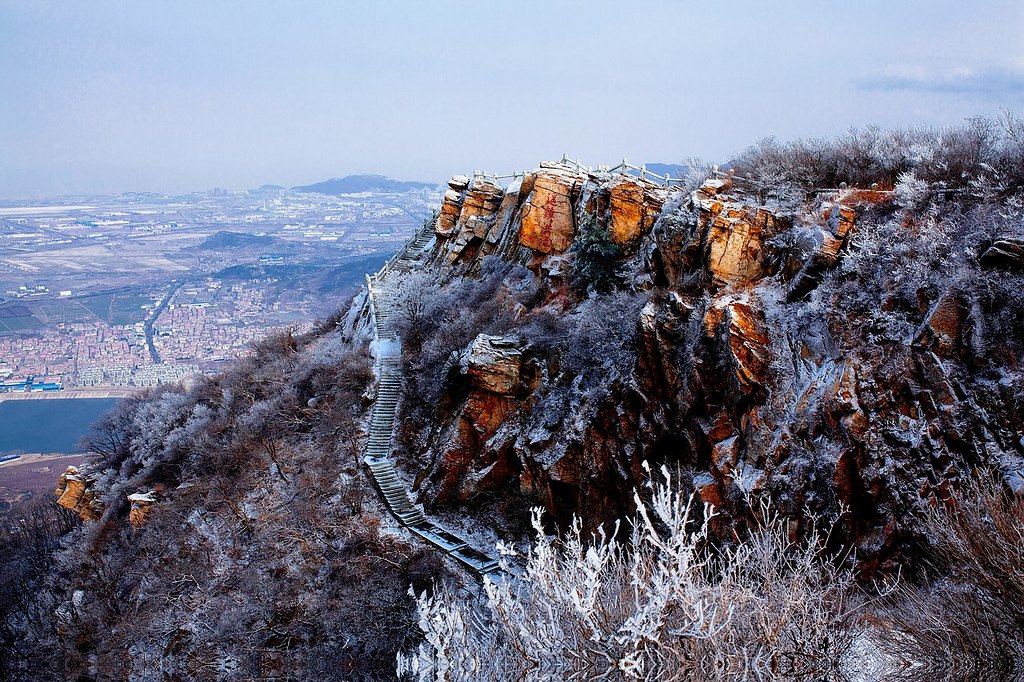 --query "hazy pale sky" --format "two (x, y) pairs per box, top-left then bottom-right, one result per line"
(2, 0), (1023, 198)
